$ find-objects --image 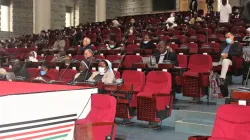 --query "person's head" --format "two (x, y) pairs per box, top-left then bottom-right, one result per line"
(12, 59), (22, 72)
(247, 28), (250, 36)
(98, 60), (109, 75)
(83, 37), (91, 47)
(79, 60), (90, 72)
(109, 39), (116, 49)
(130, 18), (135, 24)
(143, 34), (151, 44)
(84, 49), (93, 59)
(222, 0), (227, 6)
(29, 51), (37, 59)
(40, 64), (49, 76)
(128, 27), (135, 34)
(112, 20), (119, 27)
(170, 12), (175, 17)
(158, 41), (168, 54)
(225, 32), (235, 44)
